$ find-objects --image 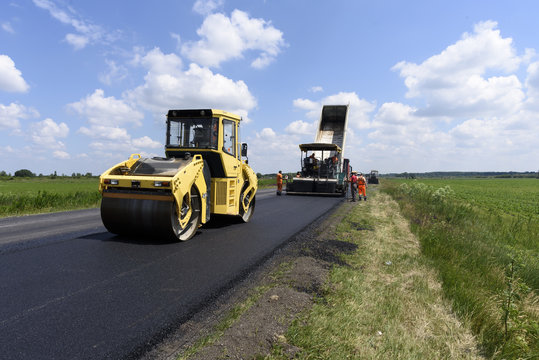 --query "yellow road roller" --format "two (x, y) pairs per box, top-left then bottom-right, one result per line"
(99, 109), (258, 241)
